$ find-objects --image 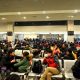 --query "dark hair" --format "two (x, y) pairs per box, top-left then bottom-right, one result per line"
(8, 49), (14, 55)
(6, 74), (20, 80)
(47, 49), (52, 53)
(22, 51), (29, 60)
(22, 51), (29, 57)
